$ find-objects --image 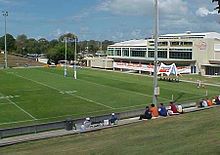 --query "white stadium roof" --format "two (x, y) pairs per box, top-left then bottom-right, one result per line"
(109, 32), (220, 47)
(160, 32), (220, 39)
(109, 39), (147, 47)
